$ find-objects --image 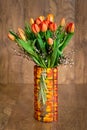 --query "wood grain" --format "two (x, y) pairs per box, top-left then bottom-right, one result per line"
(75, 0), (87, 83)
(0, 0), (87, 84)
(0, 0), (24, 84)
